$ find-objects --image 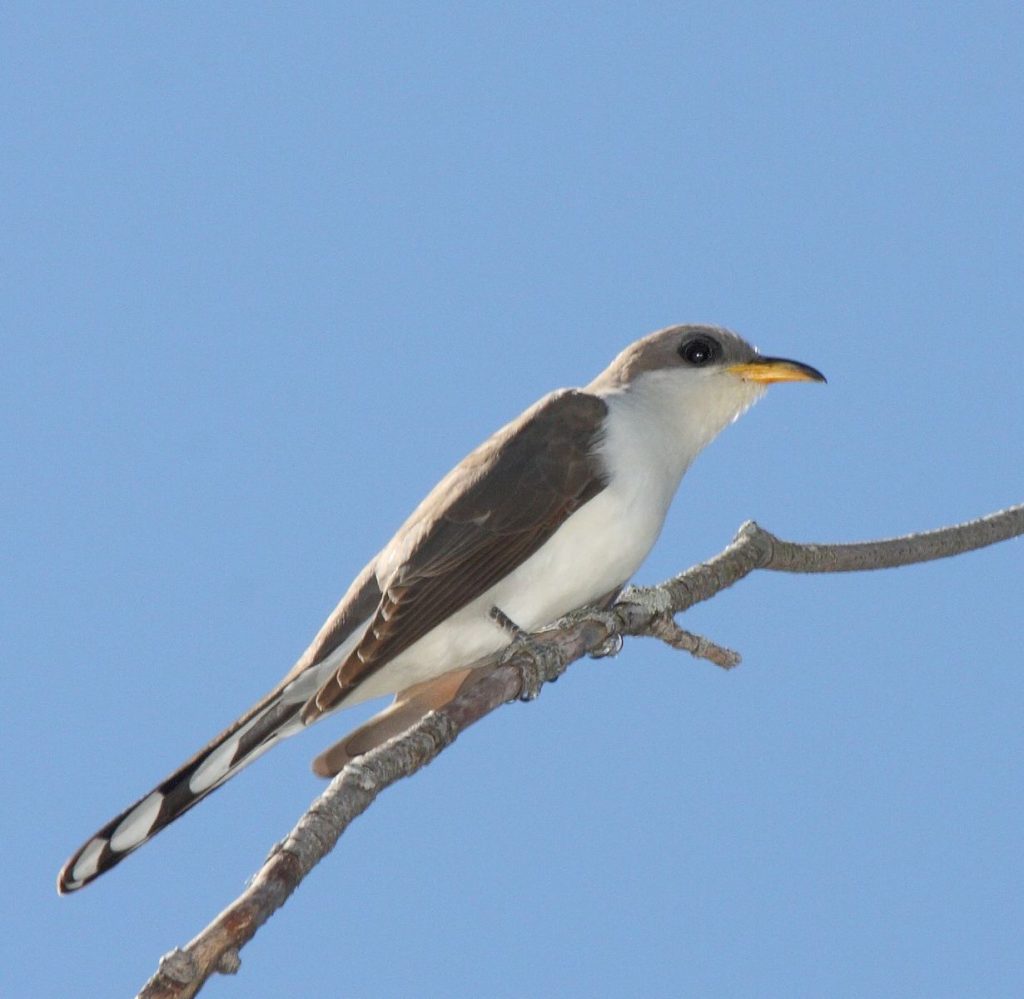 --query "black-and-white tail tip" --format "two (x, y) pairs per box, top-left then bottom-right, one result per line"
(57, 686), (309, 893)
